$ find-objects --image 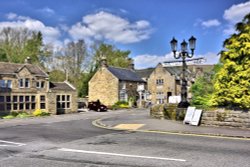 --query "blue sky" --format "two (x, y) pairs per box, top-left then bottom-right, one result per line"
(0, 0), (249, 69)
